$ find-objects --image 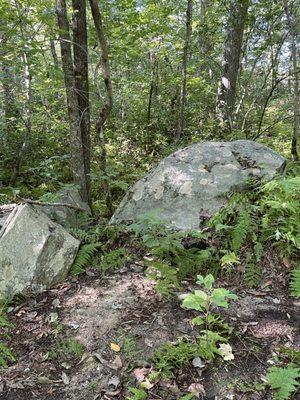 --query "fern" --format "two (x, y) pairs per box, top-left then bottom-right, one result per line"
(0, 343), (16, 368)
(266, 365), (300, 400)
(71, 243), (101, 276)
(231, 209), (252, 253)
(290, 268), (300, 298)
(244, 262), (261, 288)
